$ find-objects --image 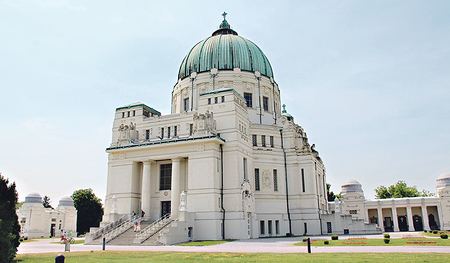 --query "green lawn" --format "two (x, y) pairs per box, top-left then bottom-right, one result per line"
(177, 240), (235, 246)
(14, 251), (450, 262)
(294, 237), (450, 246)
